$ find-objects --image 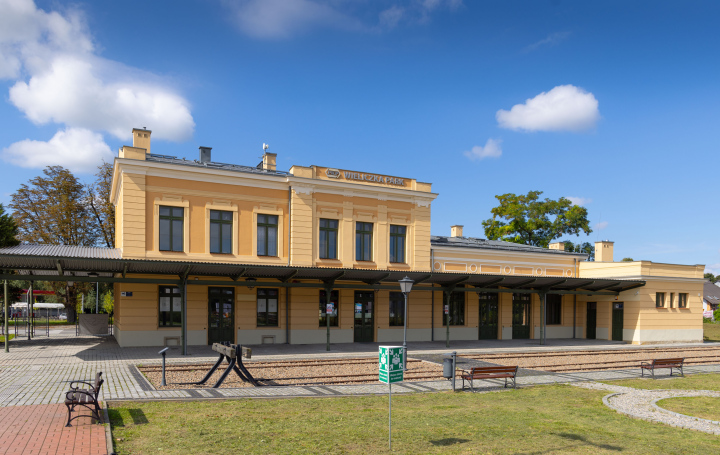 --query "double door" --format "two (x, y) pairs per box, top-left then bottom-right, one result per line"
(354, 291), (374, 342)
(612, 303), (624, 341)
(512, 293), (531, 339)
(208, 287), (234, 345)
(478, 293), (499, 340)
